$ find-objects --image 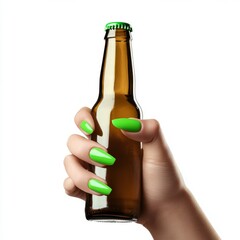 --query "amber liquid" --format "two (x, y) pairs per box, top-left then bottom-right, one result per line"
(85, 28), (142, 222)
